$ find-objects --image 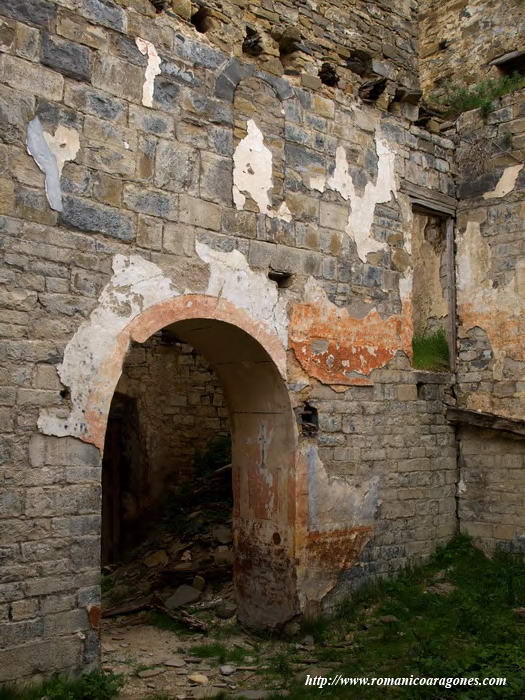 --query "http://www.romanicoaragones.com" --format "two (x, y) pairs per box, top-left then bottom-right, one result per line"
(304, 674), (507, 689)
